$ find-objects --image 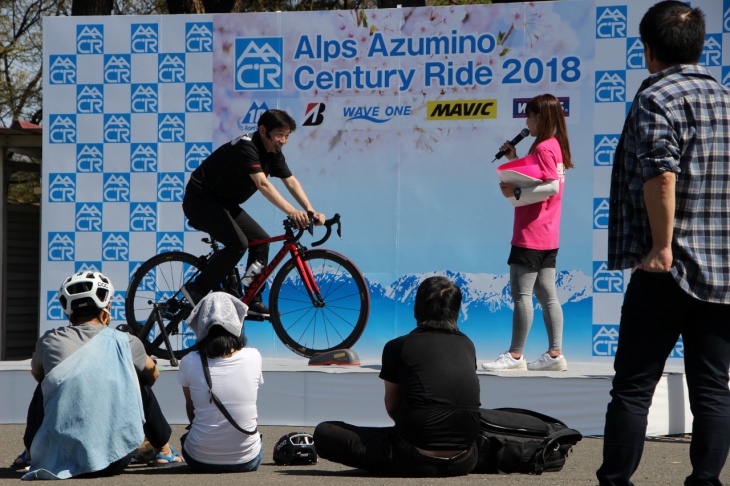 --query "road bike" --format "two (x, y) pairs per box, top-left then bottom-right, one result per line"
(123, 214), (370, 364)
